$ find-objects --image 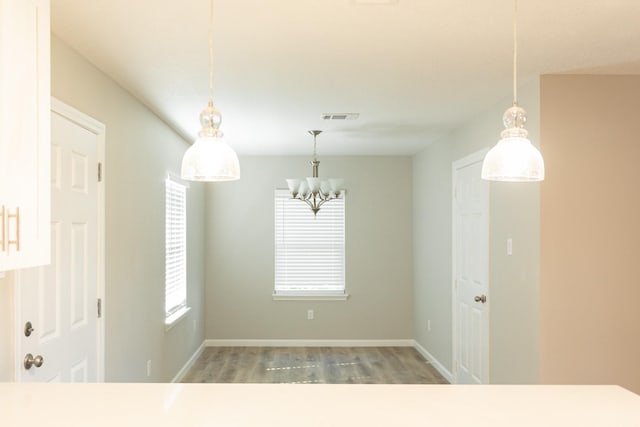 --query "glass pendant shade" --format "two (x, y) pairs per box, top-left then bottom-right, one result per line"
(181, 135), (240, 181)
(286, 179), (301, 193)
(481, 136), (544, 182)
(306, 177), (321, 192)
(181, 101), (240, 182)
(482, 105), (544, 182)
